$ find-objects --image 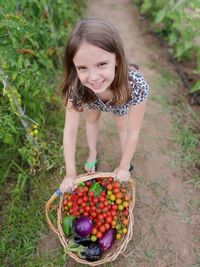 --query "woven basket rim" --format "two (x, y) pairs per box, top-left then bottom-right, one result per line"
(46, 172), (136, 266)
